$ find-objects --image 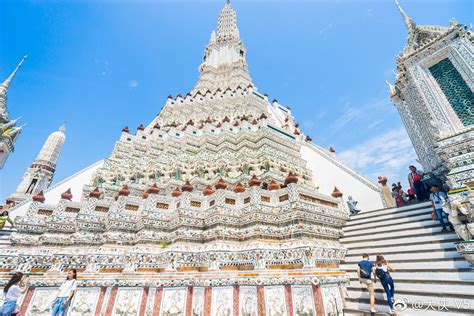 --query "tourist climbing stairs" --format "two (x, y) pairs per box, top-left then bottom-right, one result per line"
(340, 202), (474, 315)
